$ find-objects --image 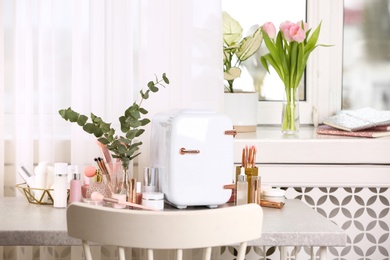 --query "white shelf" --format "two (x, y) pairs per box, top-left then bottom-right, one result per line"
(233, 126), (390, 187)
(234, 126), (390, 164)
